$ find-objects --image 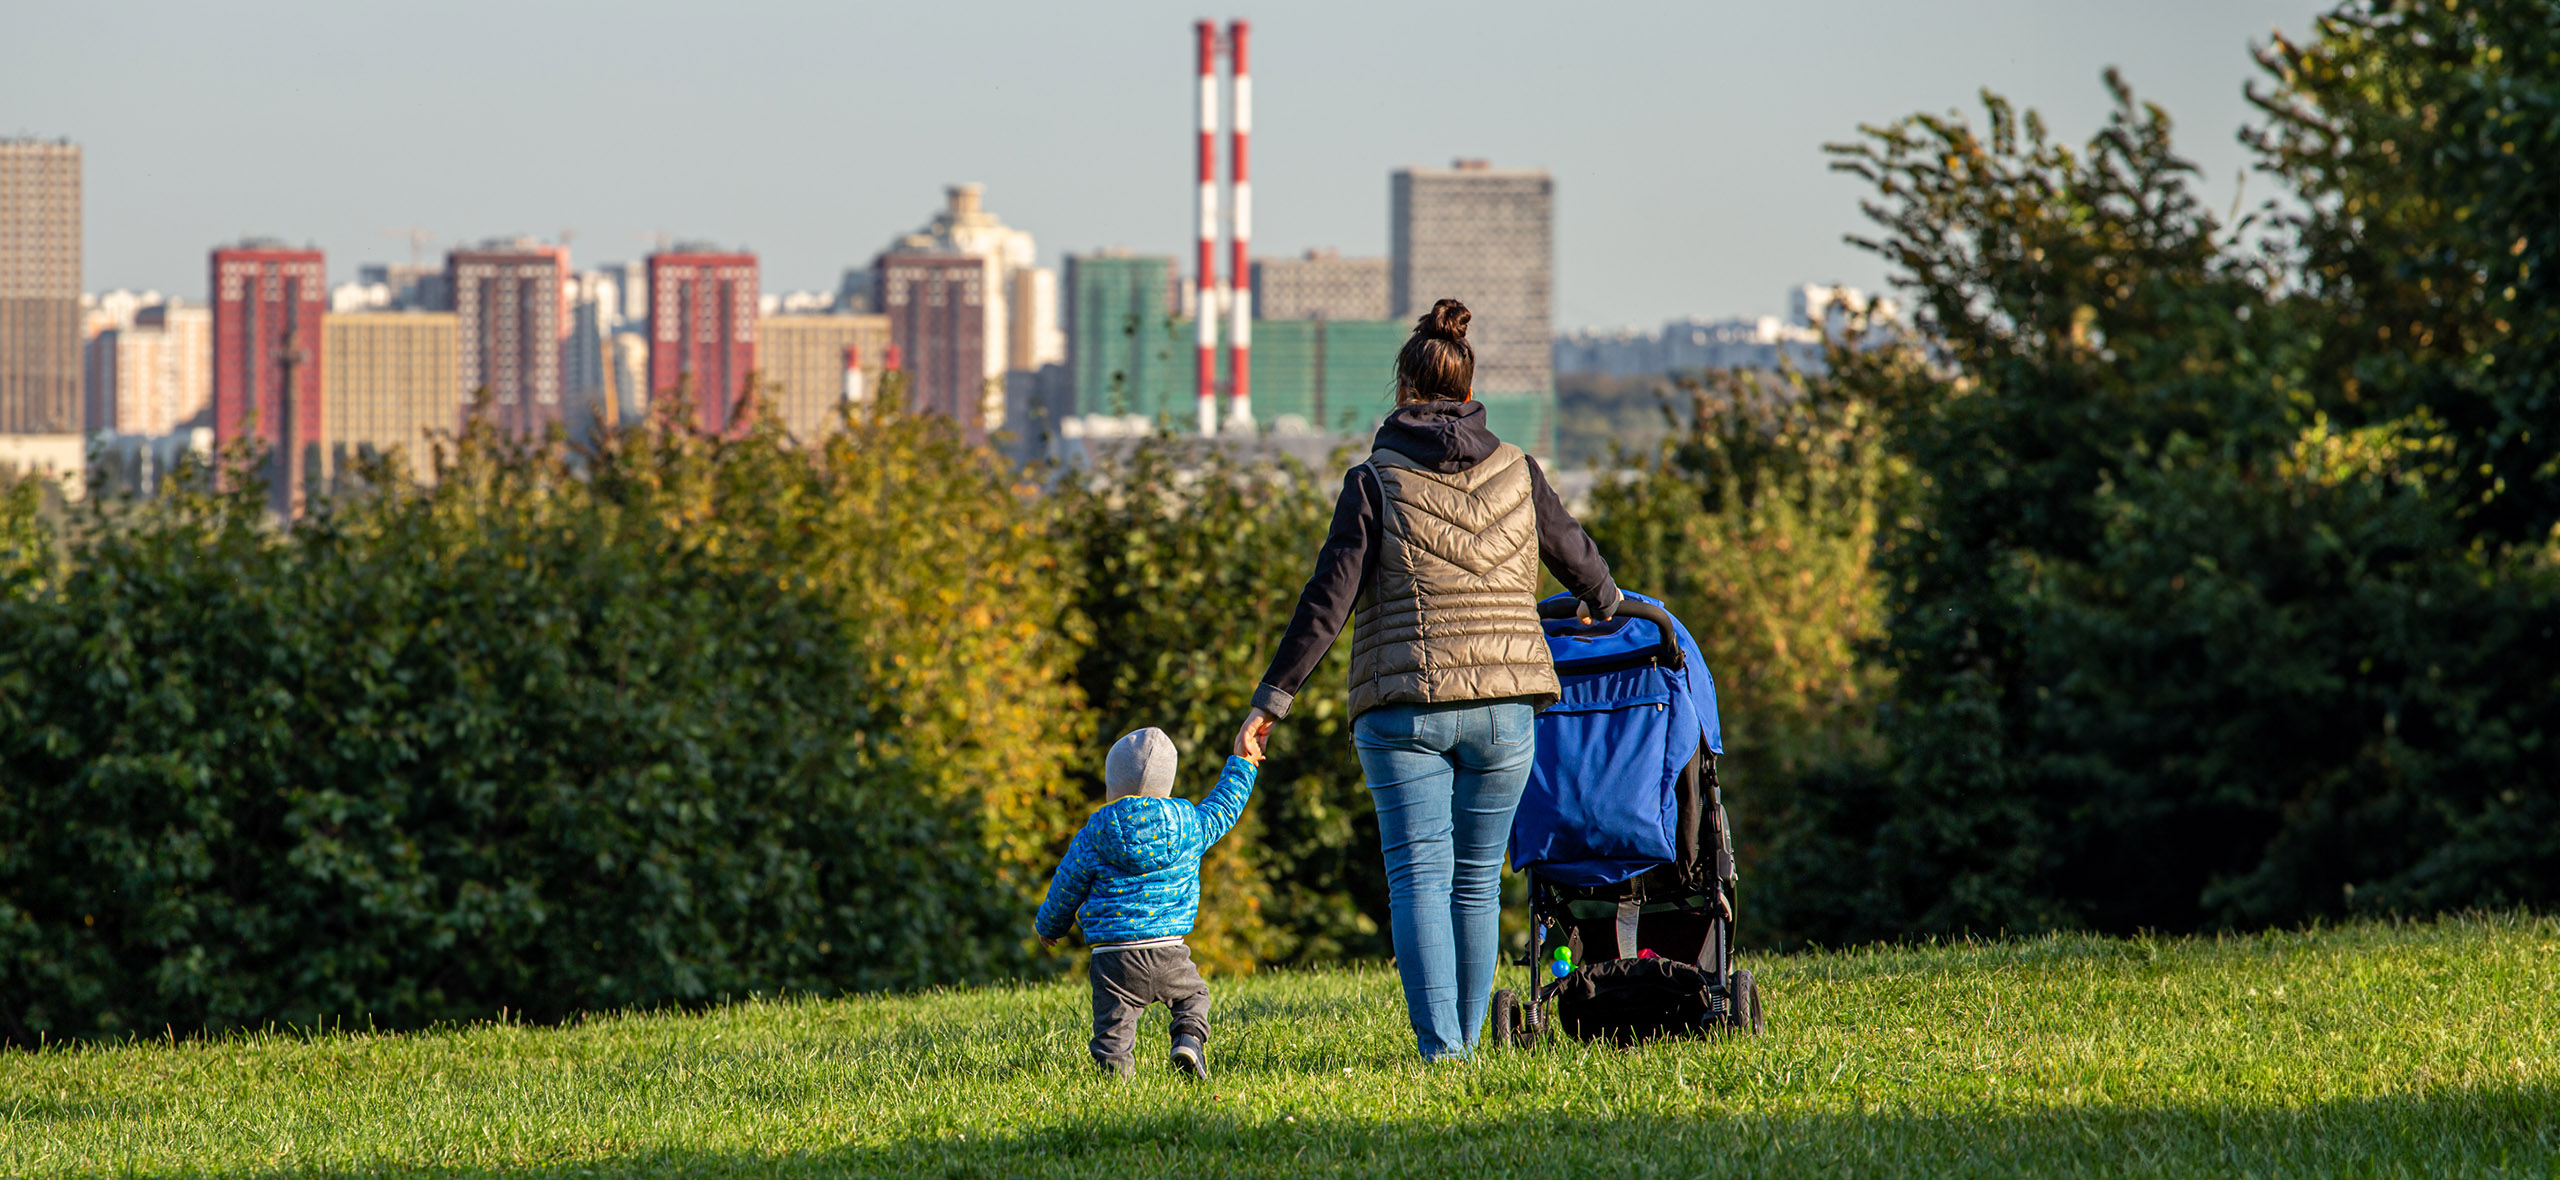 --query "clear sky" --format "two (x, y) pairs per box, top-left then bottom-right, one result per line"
(8, 0), (2327, 329)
